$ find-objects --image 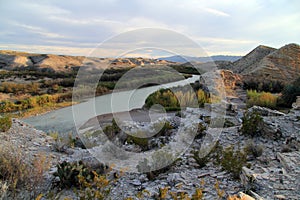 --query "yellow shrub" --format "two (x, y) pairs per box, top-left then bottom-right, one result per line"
(247, 90), (277, 108)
